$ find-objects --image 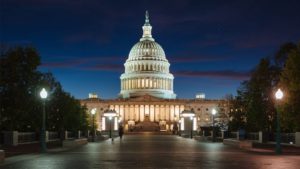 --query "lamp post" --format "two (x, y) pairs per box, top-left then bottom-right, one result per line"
(90, 108), (96, 142)
(39, 88), (48, 153)
(104, 110), (117, 141)
(180, 110), (195, 139)
(178, 119), (181, 136)
(211, 108), (217, 142)
(275, 88), (283, 154)
(190, 116), (193, 139)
